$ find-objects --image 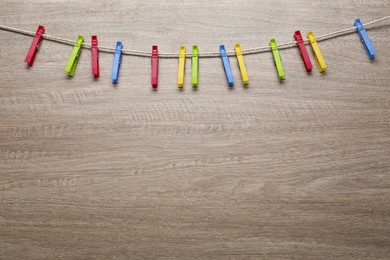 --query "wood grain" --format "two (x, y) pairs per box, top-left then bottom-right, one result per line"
(1, 0), (390, 259)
